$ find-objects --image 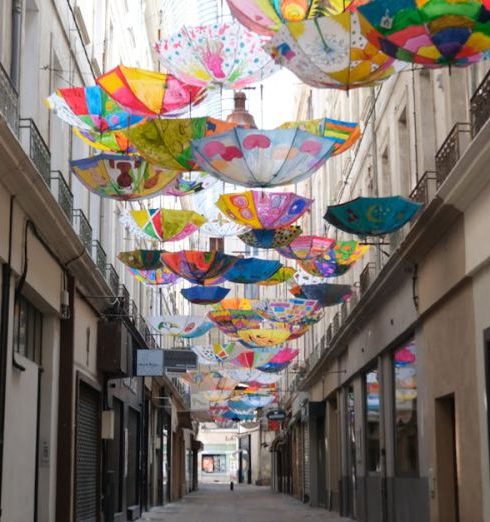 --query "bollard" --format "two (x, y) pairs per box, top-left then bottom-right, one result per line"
(230, 481), (234, 491)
